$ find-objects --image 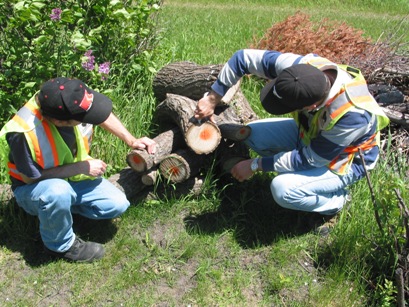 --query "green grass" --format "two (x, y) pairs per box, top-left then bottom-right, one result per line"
(0, 0), (408, 305)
